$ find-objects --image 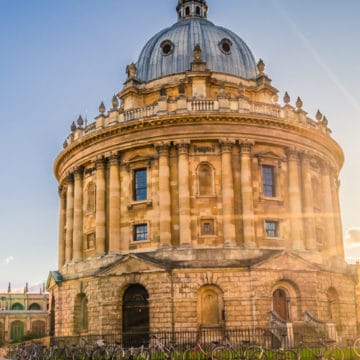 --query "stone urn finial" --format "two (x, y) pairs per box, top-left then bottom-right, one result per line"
(126, 62), (137, 79)
(77, 115), (84, 127)
(70, 121), (77, 132)
(112, 95), (119, 110)
(296, 96), (303, 109)
(283, 92), (290, 104)
(257, 59), (265, 73)
(322, 116), (328, 126)
(315, 110), (323, 121)
(193, 43), (202, 61)
(99, 101), (106, 114)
